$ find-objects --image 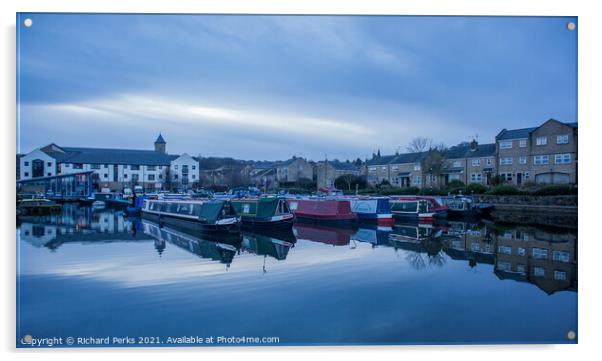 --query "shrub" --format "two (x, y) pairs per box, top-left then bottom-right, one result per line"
(379, 187), (420, 196)
(485, 185), (525, 195)
(465, 183), (488, 194)
(446, 180), (465, 188)
(531, 184), (577, 196)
